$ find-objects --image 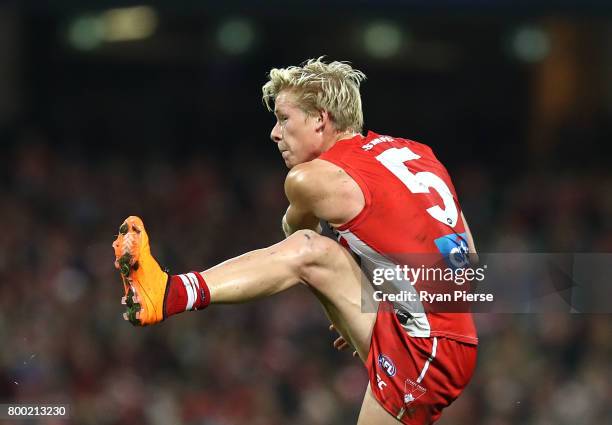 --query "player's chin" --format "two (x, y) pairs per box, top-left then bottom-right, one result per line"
(281, 152), (294, 168)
